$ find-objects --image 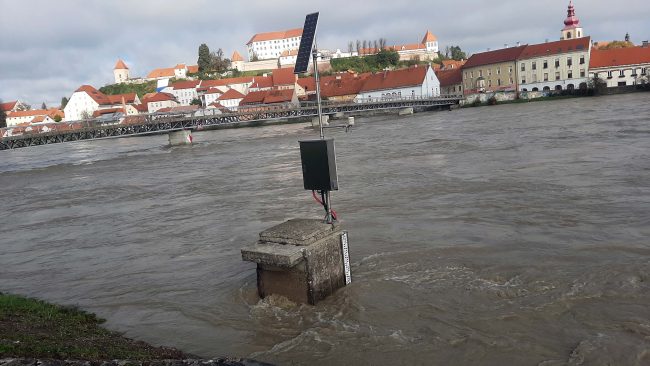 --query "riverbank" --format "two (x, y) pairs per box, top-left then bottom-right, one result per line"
(0, 293), (270, 366)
